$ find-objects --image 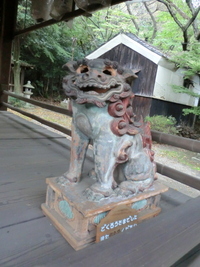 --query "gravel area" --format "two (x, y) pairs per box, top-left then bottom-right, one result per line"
(153, 143), (200, 198)
(153, 143), (200, 178)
